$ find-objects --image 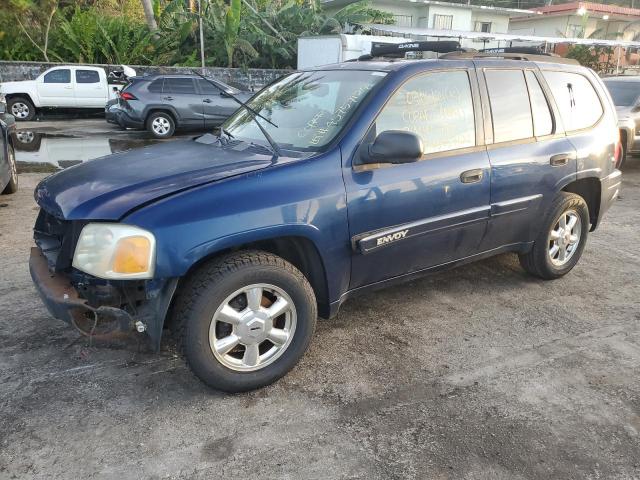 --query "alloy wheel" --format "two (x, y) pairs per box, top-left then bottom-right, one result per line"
(548, 209), (582, 266)
(8, 147), (17, 184)
(151, 117), (171, 136)
(209, 283), (297, 372)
